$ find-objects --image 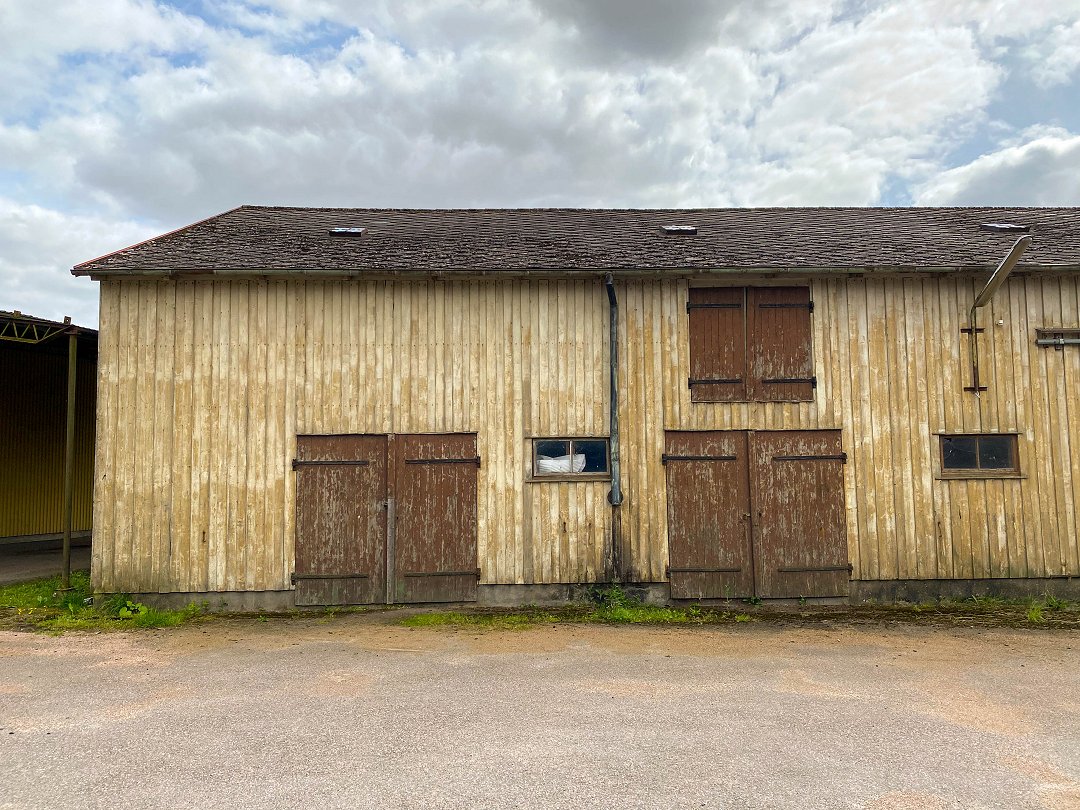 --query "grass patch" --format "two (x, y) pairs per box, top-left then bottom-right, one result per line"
(0, 573), (210, 633)
(399, 587), (763, 630)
